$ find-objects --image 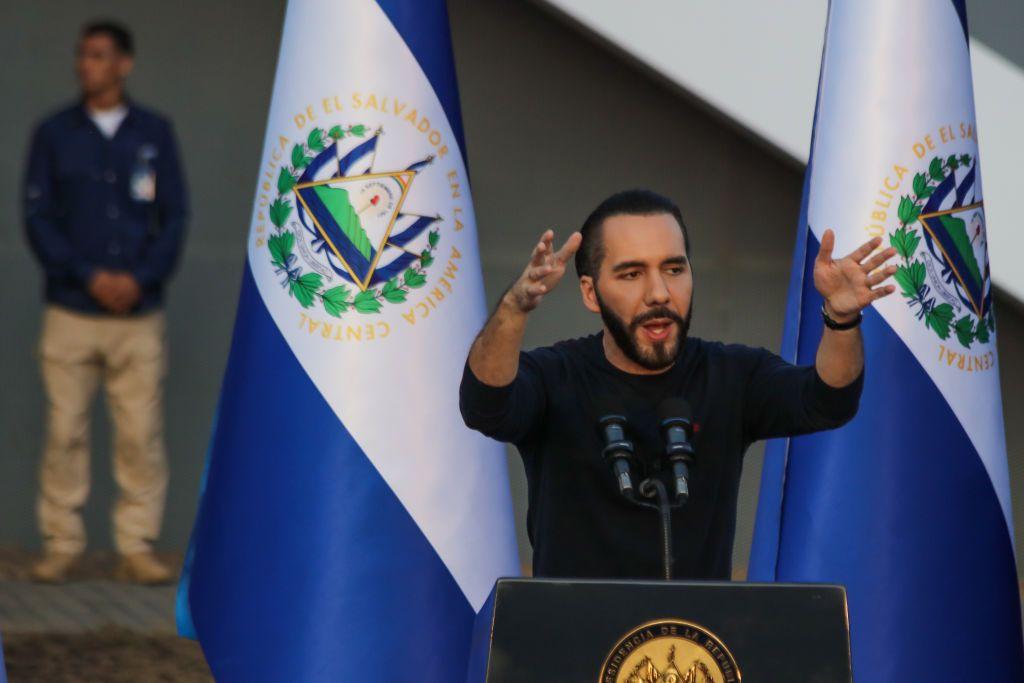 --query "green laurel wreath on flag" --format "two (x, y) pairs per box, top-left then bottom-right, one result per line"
(264, 124), (439, 317)
(888, 153), (993, 348)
